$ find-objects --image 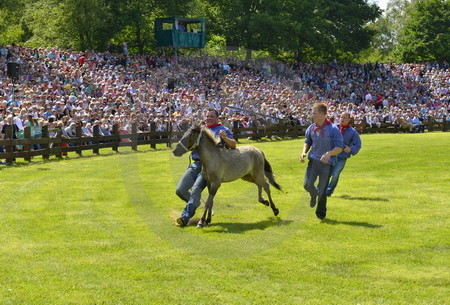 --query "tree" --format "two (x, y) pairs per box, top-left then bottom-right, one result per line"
(112, 0), (194, 54)
(303, 0), (382, 61)
(0, 0), (29, 44)
(207, 0), (381, 61)
(364, 0), (414, 62)
(22, 0), (115, 50)
(396, 0), (450, 62)
(206, 0), (294, 60)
